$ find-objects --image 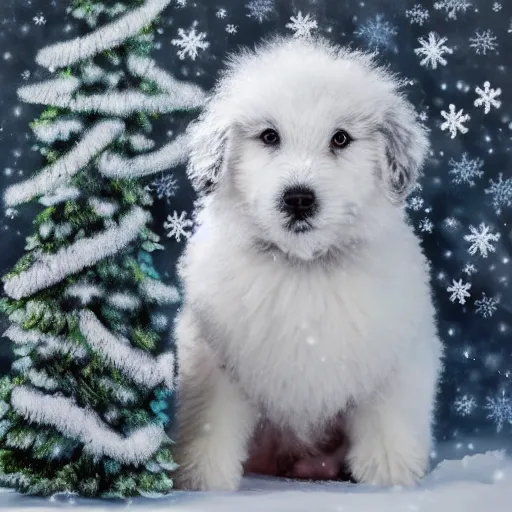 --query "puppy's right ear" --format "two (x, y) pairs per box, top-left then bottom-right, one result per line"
(186, 104), (229, 196)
